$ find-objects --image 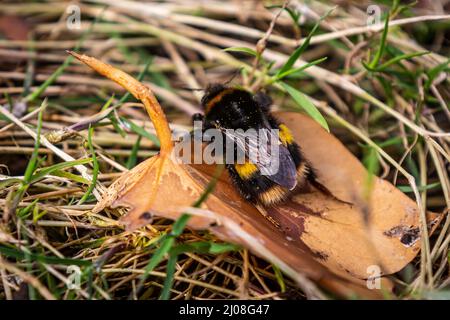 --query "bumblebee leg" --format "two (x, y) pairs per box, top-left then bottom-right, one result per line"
(192, 113), (204, 122)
